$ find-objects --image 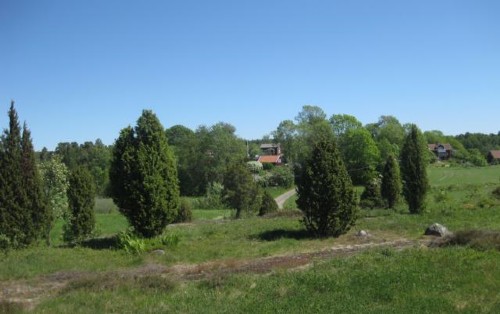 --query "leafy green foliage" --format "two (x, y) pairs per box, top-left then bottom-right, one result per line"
(0, 102), (48, 247)
(64, 167), (96, 243)
(175, 198), (193, 223)
(195, 182), (227, 209)
(296, 132), (358, 237)
(223, 162), (261, 218)
(329, 113), (363, 137)
(340, 128), (381, 185)
(259, 190), (279, 216)
(381, 155), (402, 209)
(360, 177), (385, 209)
(401, 124), (429, 214)
(110, 110), (180, 238)
(268, 166), (294, 188)
(55, 140), (111, 196)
